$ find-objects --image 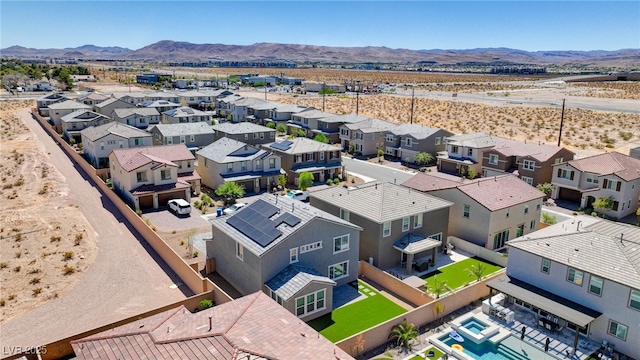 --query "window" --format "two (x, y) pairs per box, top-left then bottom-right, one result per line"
(506, 208), (510, 218)
(134, 138), (143, 146)
(608, 320), (627, 341)
(167, 137), (173, 145)
(451, 145), (459, 154)
(523, 160), (535, 170)
(320, 152), (325, 161)
(382, 221), (391, 237)
(118, 140), (124, 148)
(530, 220), (536, 231)
(567, 268), (584, 286)
(554, 157), (564, 164)
(386, 134), (394, 142)
(629, 289), (640, 311)
(463, 205), (470, 218)
(329, 261), (349, 280)
(333, 235), (350, 253)
(269, 158), (275, 169)
(435, 137), (441, 145)
(467, 148), (473, 156)
(603, 179), (621, 192)
(489, 154), (499, 165)
(180, 135), (186, 144)
(236, 242), (243, 260)
(244, 134), (249, 140)
(100, 141), (105, 150)
(340, 209), (350, 221)
(253, 133), (259, 139)
(429, 233), (442, 241)
(227, 163), (233, 172)
(541, 258), (551, 274)
(406, 138), (412, 147)
(300, 241), (322, 253)
(516, 224), (524, 237)
(295, 289), (325, 317)
(160, 169), (171, 180)
(307, 153), (315, 162)
(557, 169), (574, 180)
(255, 160), (262, 170)
(136, 171), (147, 182)
(493, 229), (510, 249)
(270, 132), (274, 139)
(190, 135), (195, 143)
(589, 276), (603, 296)
(289, 248), (298, 263)
(537, 200), (542, 210)
(524, 205), (529, 214)
(241, 161), (247, 171)
(413, 213), (423, 229)
(522, 176), (533, 185)
(402, 217), (410, 232)
(585, 173), (599, 184)
(296, 154), (302, 163)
